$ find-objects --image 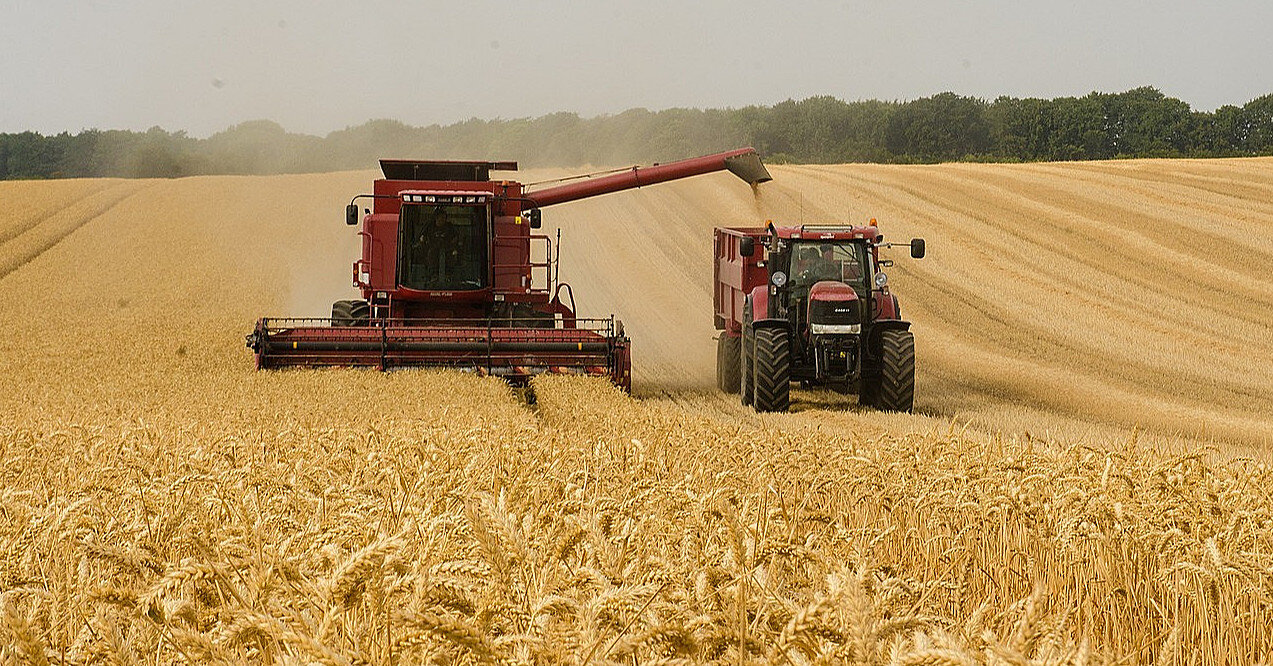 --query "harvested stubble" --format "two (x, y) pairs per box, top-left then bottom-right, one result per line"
(2, 373), (1270, 664)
